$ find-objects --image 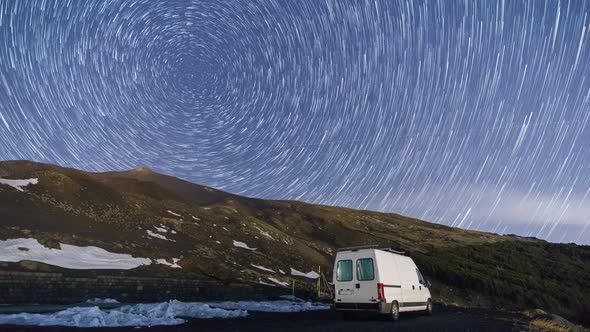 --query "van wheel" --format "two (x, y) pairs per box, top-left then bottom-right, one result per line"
(389, 301), (400, 321)
(425, 299), (433, 315)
